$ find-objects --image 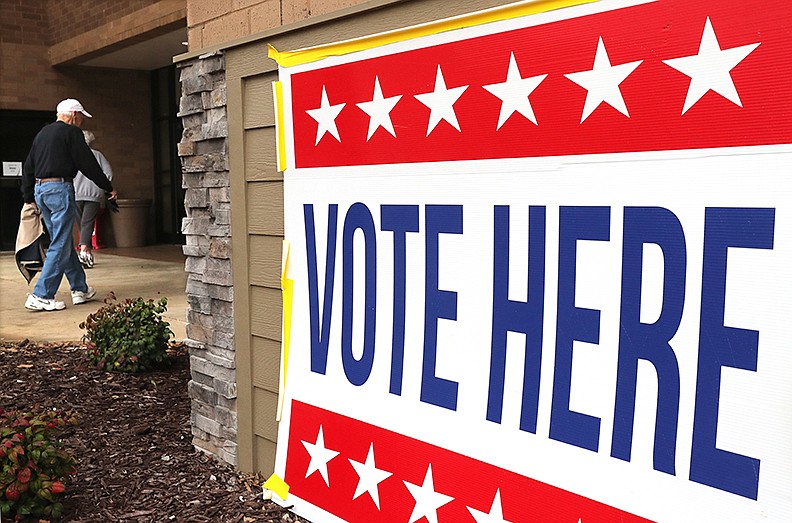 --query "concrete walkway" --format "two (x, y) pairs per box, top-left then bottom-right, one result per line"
(0, 245), (187, 343)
